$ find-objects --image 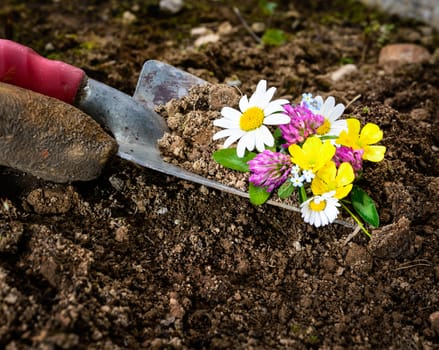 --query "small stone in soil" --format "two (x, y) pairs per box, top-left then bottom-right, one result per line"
(429, 311), (439, 335)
